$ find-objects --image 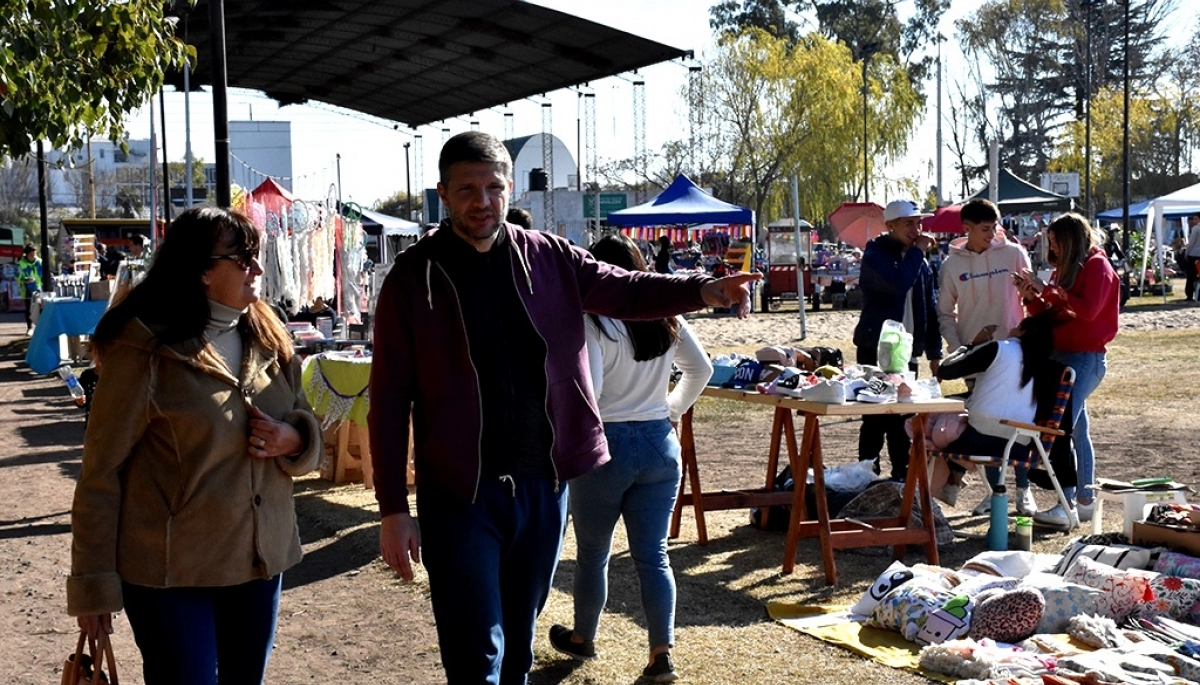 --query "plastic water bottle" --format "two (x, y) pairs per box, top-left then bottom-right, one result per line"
(1014, 516), (1033, 551)
(57, 365), (86, 401)
(987, 485), (1009, 551)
